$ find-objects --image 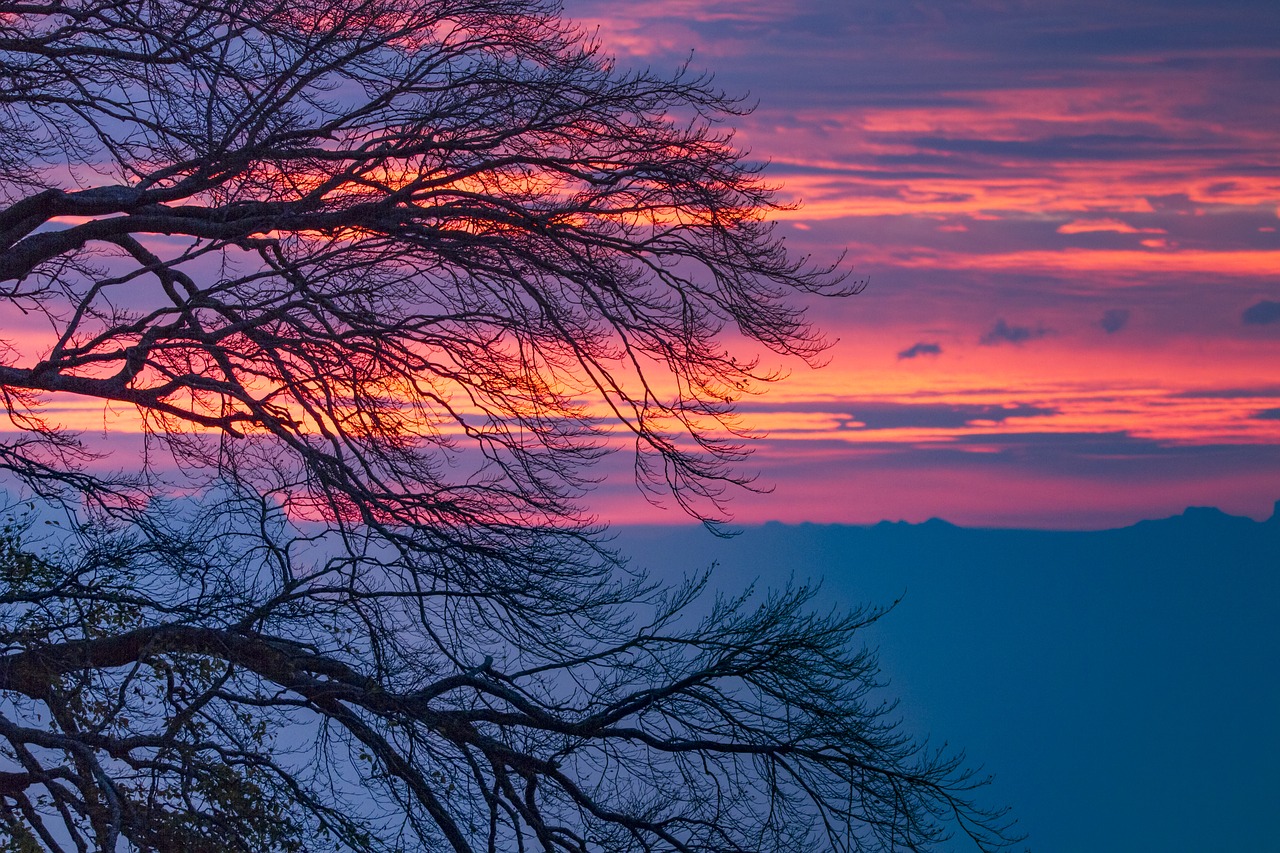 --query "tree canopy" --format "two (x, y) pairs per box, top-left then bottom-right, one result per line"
(0, 0), (1015, 850)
